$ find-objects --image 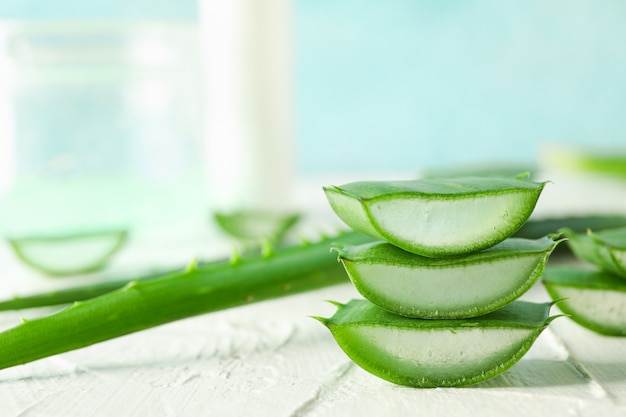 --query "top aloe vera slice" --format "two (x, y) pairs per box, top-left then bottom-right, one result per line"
(315, 299), (557, 388)
(333, 236), (559, 318)
(323, 176), (546, 257)
(561, 227), (626, 278)
(7, 229), (128, 276)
